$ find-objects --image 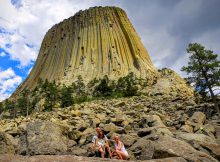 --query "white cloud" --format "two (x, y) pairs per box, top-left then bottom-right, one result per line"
(0, 68), (22, 101)
(0, 51), (6, 57)
(0, 0), (93, 67)
(0, 67), (15, 82)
